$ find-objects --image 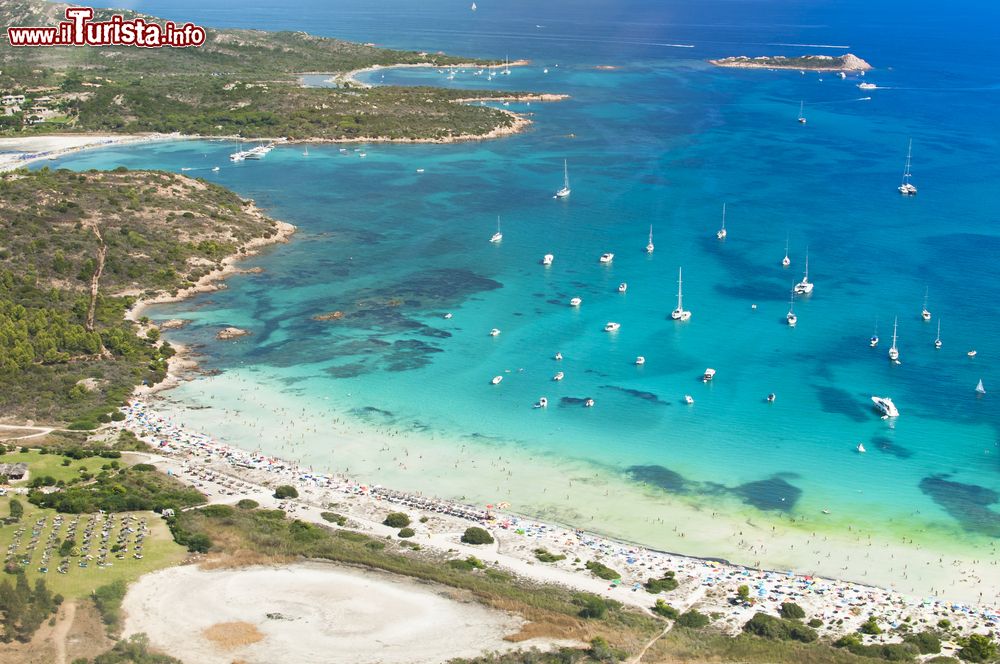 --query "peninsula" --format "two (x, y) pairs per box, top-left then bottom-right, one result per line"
(709, 53), (872, 71)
